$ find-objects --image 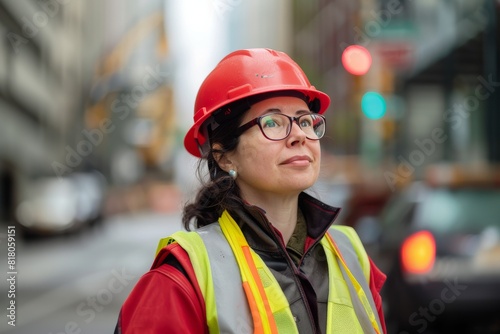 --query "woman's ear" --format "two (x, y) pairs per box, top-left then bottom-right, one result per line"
(212, 144), (233, 172)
